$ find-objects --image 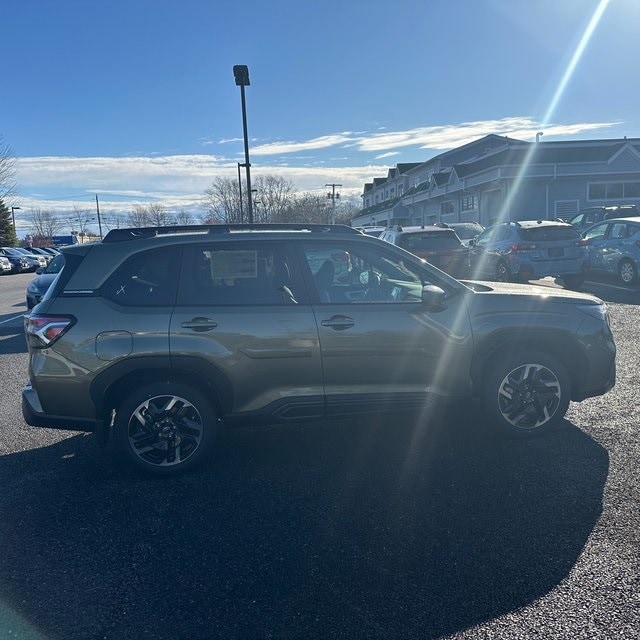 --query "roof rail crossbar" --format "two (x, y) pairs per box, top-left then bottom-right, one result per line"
(102, 223), (361, 243)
